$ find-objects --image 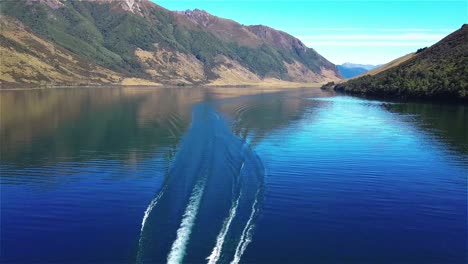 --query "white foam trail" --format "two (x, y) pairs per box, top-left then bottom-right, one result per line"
(136, 184), (170, 263)
(231, 194), (259, 264)
(206, 161), (246, 264)
(206, 194), (241, 264)
(141, 184), (168, 232)
(167, 179), (206, 264)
